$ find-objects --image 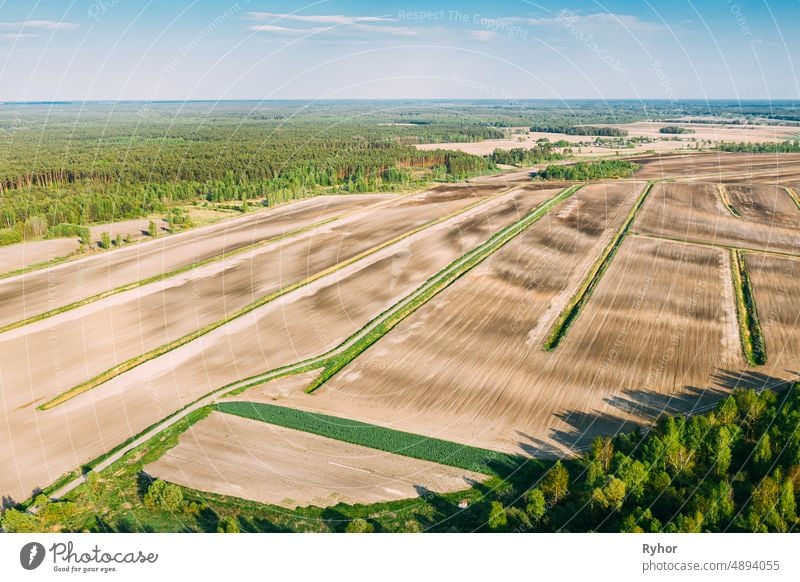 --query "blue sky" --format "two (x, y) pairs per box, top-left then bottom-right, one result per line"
(0, 0), (797, 101)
